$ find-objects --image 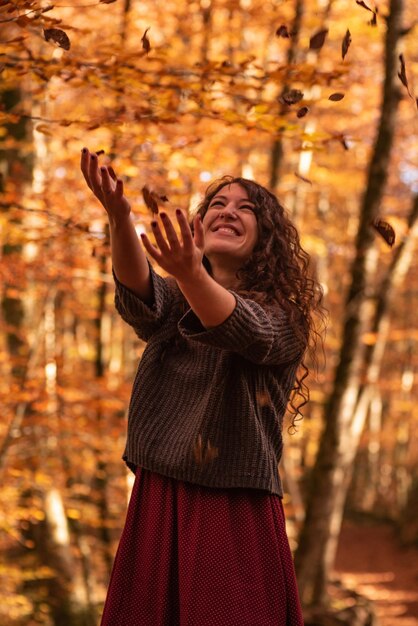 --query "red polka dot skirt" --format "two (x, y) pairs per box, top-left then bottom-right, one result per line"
(100, 467), (304, 626)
